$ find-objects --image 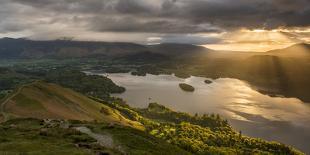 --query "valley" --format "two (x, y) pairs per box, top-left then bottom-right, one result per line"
(1, 38), (309, 103)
